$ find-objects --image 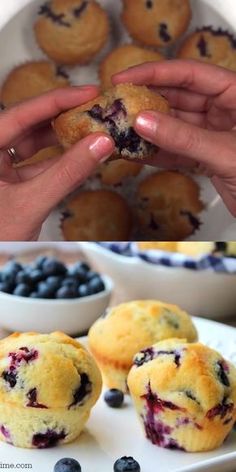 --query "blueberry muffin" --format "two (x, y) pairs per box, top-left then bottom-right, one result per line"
(136, 171), (204, 240)
(100, 44), (164, 90)
(1, 61), (69, 107)
(98, 159), (143, 186)
(34, 0), (109, 65)
(61, 189), (133, 241)
(53, 84), (169, 160)
(138, 242), (178, 252)
(178, 27), (236, 71)
(128, 339), (236, 452)
(0, 332), (102, 448)
(88, 300), (198, 392)
(121, 0), (191, 48)
(14, 145), (63, 169)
